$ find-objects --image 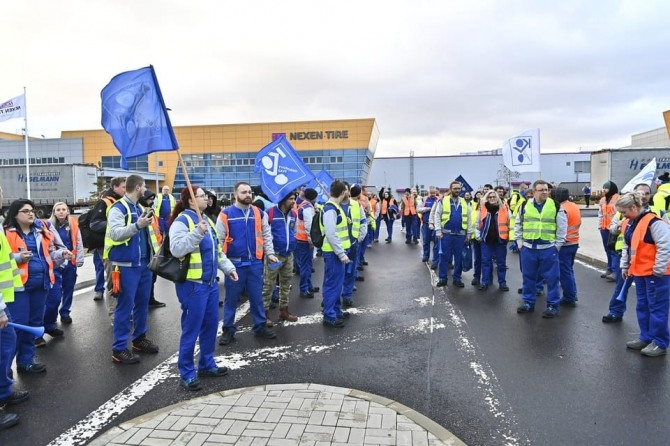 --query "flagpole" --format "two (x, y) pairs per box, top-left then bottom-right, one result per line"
(176, 150), (202, 221)
(23, 86), (31, 199)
